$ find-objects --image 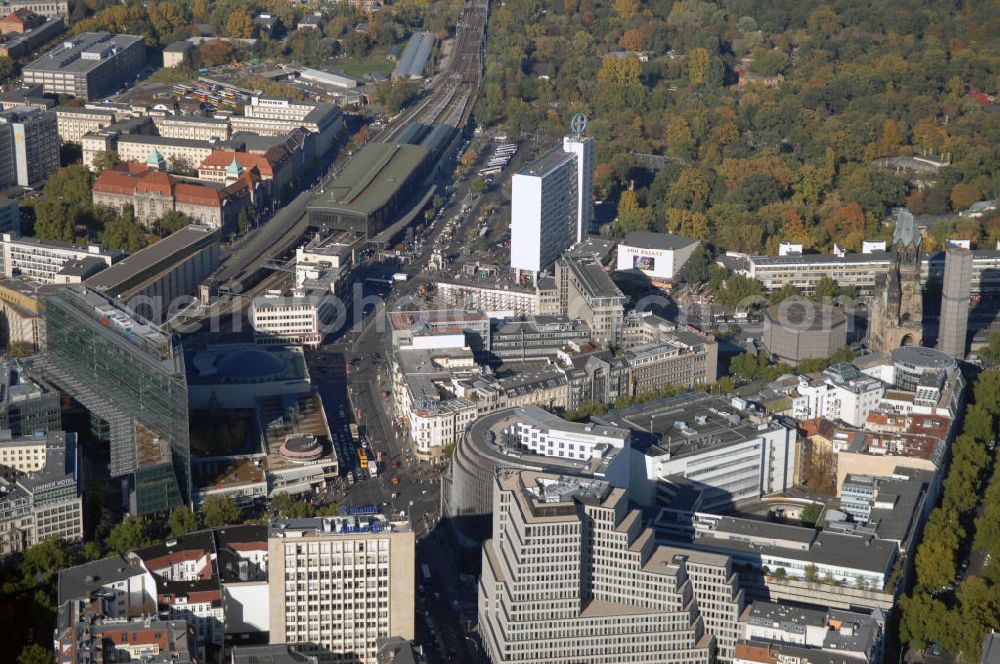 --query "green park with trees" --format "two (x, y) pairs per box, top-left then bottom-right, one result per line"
(475, 0), (1000, 253)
